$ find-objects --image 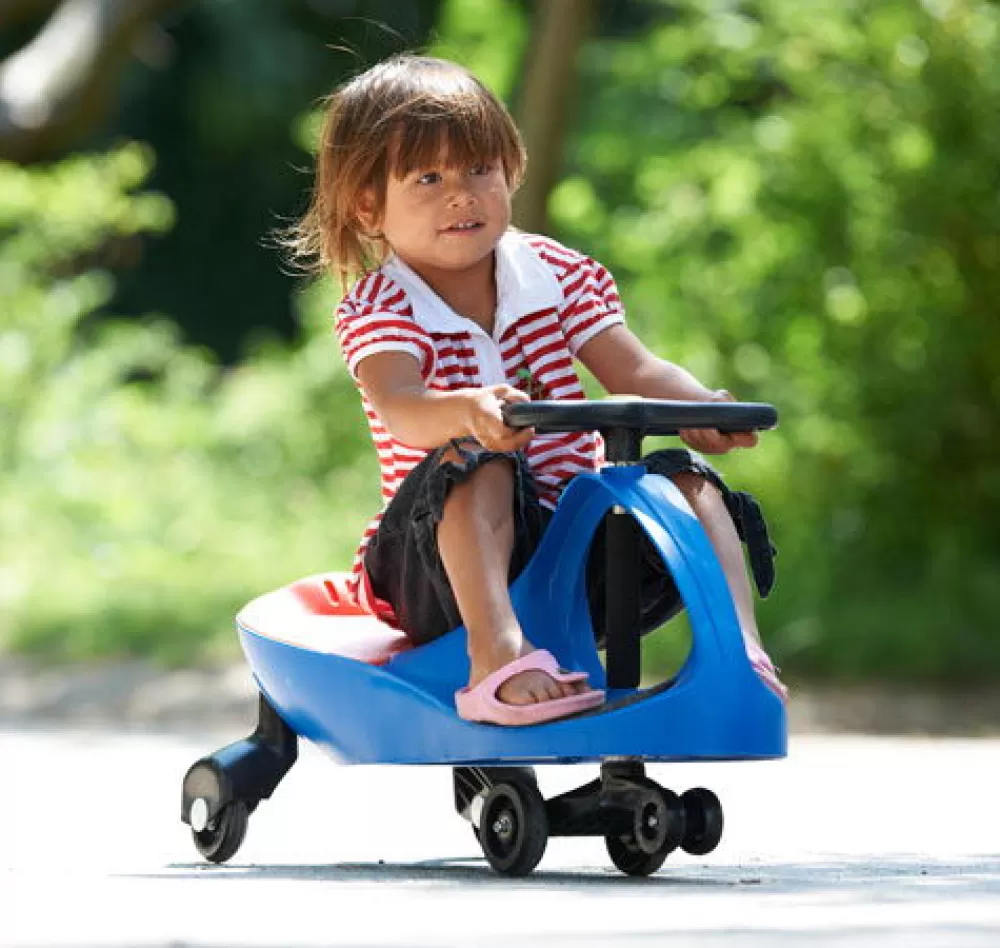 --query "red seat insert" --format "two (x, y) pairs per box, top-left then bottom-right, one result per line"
(238, 572), (412, 666)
